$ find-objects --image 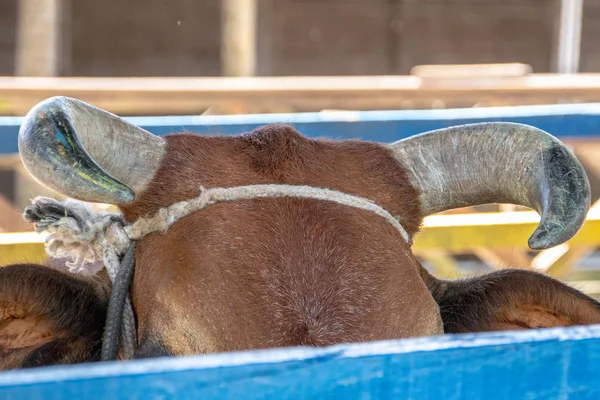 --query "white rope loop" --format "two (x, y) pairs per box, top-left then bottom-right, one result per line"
(125, 184), (411, 244)
(24, 184), (412, 360)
